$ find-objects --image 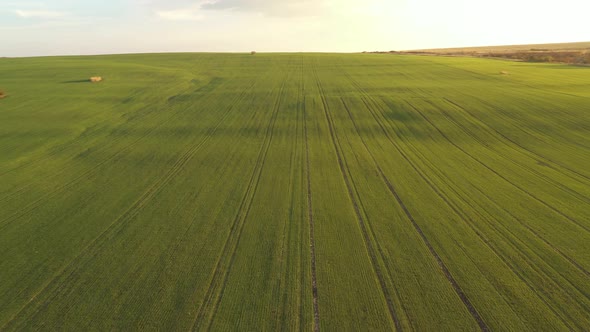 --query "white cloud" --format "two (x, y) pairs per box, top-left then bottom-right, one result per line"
(155, 8), (204, 21)
(15, 9), (68, 19)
